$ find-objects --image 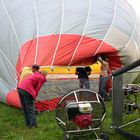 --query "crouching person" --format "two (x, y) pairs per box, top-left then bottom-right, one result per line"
(17, 70), (47, 128)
